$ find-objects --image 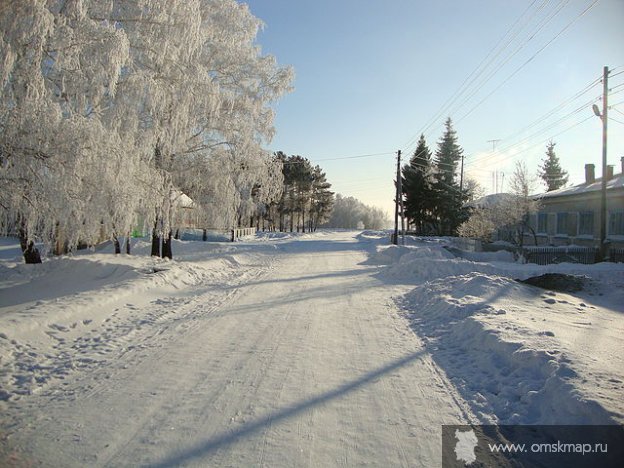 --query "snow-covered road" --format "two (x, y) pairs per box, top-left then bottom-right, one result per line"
(2, 232), (472, 466)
